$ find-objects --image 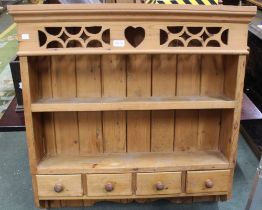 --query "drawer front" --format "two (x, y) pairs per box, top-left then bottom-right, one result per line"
(186, 170), (230, 193)
(87, 173), (132, 196)
(136, 172), (182, 195)
(36, 175), (83, 197)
